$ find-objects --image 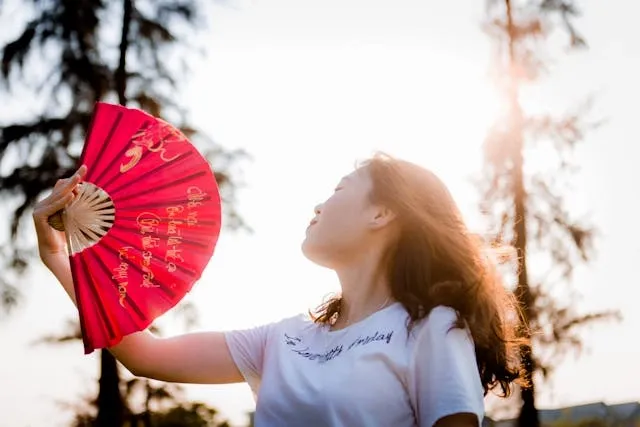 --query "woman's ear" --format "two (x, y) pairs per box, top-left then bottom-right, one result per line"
(369, 205), (397, 229)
